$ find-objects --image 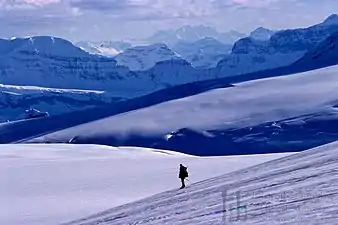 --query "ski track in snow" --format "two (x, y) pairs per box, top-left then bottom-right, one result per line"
(0, 144), (293, 225)
(65, 141), (338, 225)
